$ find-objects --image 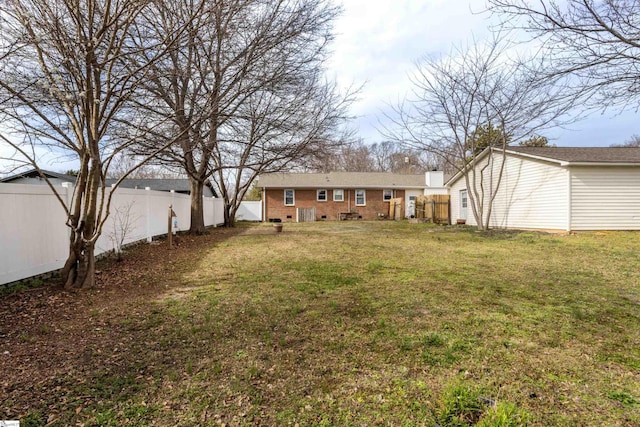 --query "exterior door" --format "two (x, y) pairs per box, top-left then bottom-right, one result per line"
(459, 190), (468, 221)
(405, 190), (422, 218)
(408, 196), (417, 218)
